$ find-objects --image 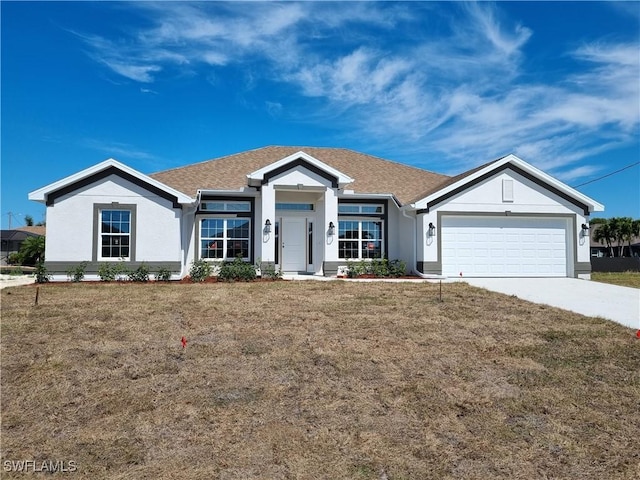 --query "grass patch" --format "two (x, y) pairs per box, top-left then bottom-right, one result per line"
(591, 271), (640, 289)
(1, 282), (638, 479)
